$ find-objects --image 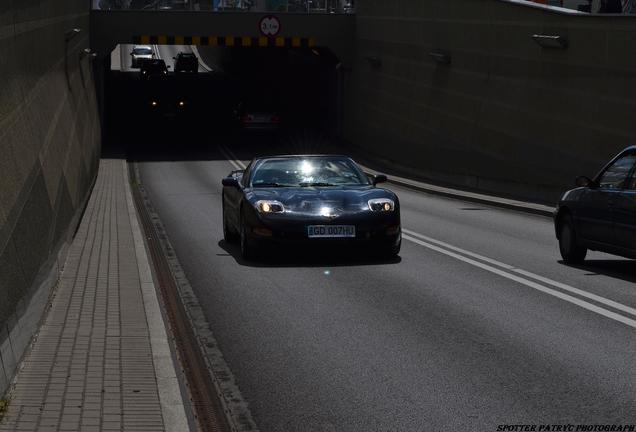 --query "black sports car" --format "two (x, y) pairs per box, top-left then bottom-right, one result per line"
(222, 155), (401, 260)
